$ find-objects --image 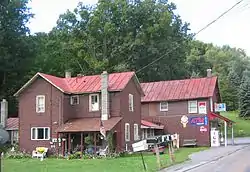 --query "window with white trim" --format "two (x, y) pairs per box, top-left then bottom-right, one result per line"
(36, 95), (45, 113)
(129, 94), (134, 112)
(31, 127), (50, 140)
(70, 95), (79, 105)
(125, 123), (130, 141)
(160, 101), (168, 111)
(134, 124), (139, 141)
(89, 94), (99, 111)
(188, 100), (198, 113)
